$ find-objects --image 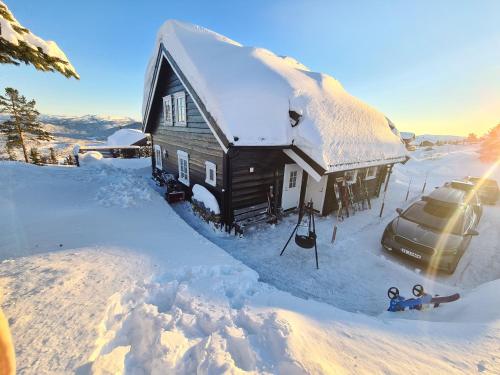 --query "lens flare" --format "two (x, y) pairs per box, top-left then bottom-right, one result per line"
(426, 158), (500, 277)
